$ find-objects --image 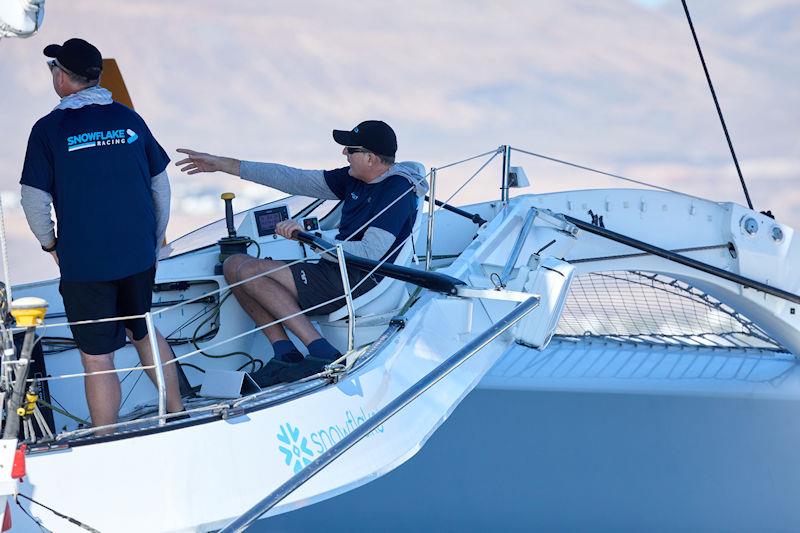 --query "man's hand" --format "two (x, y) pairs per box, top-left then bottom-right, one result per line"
(175, 149), (241, 176)
(49, 250), (59, 266)
(275, 220), (303, 240)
